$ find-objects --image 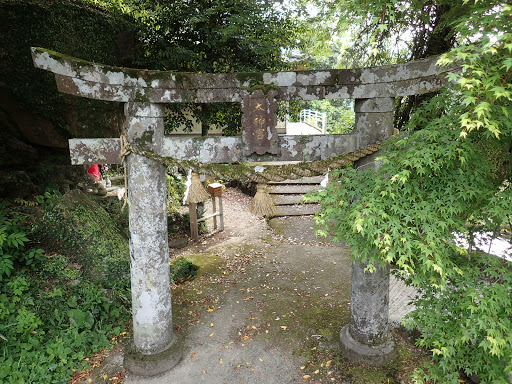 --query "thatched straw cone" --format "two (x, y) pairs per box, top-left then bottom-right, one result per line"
(187, 173), (210, 204)
(250, 184), (277, 217)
